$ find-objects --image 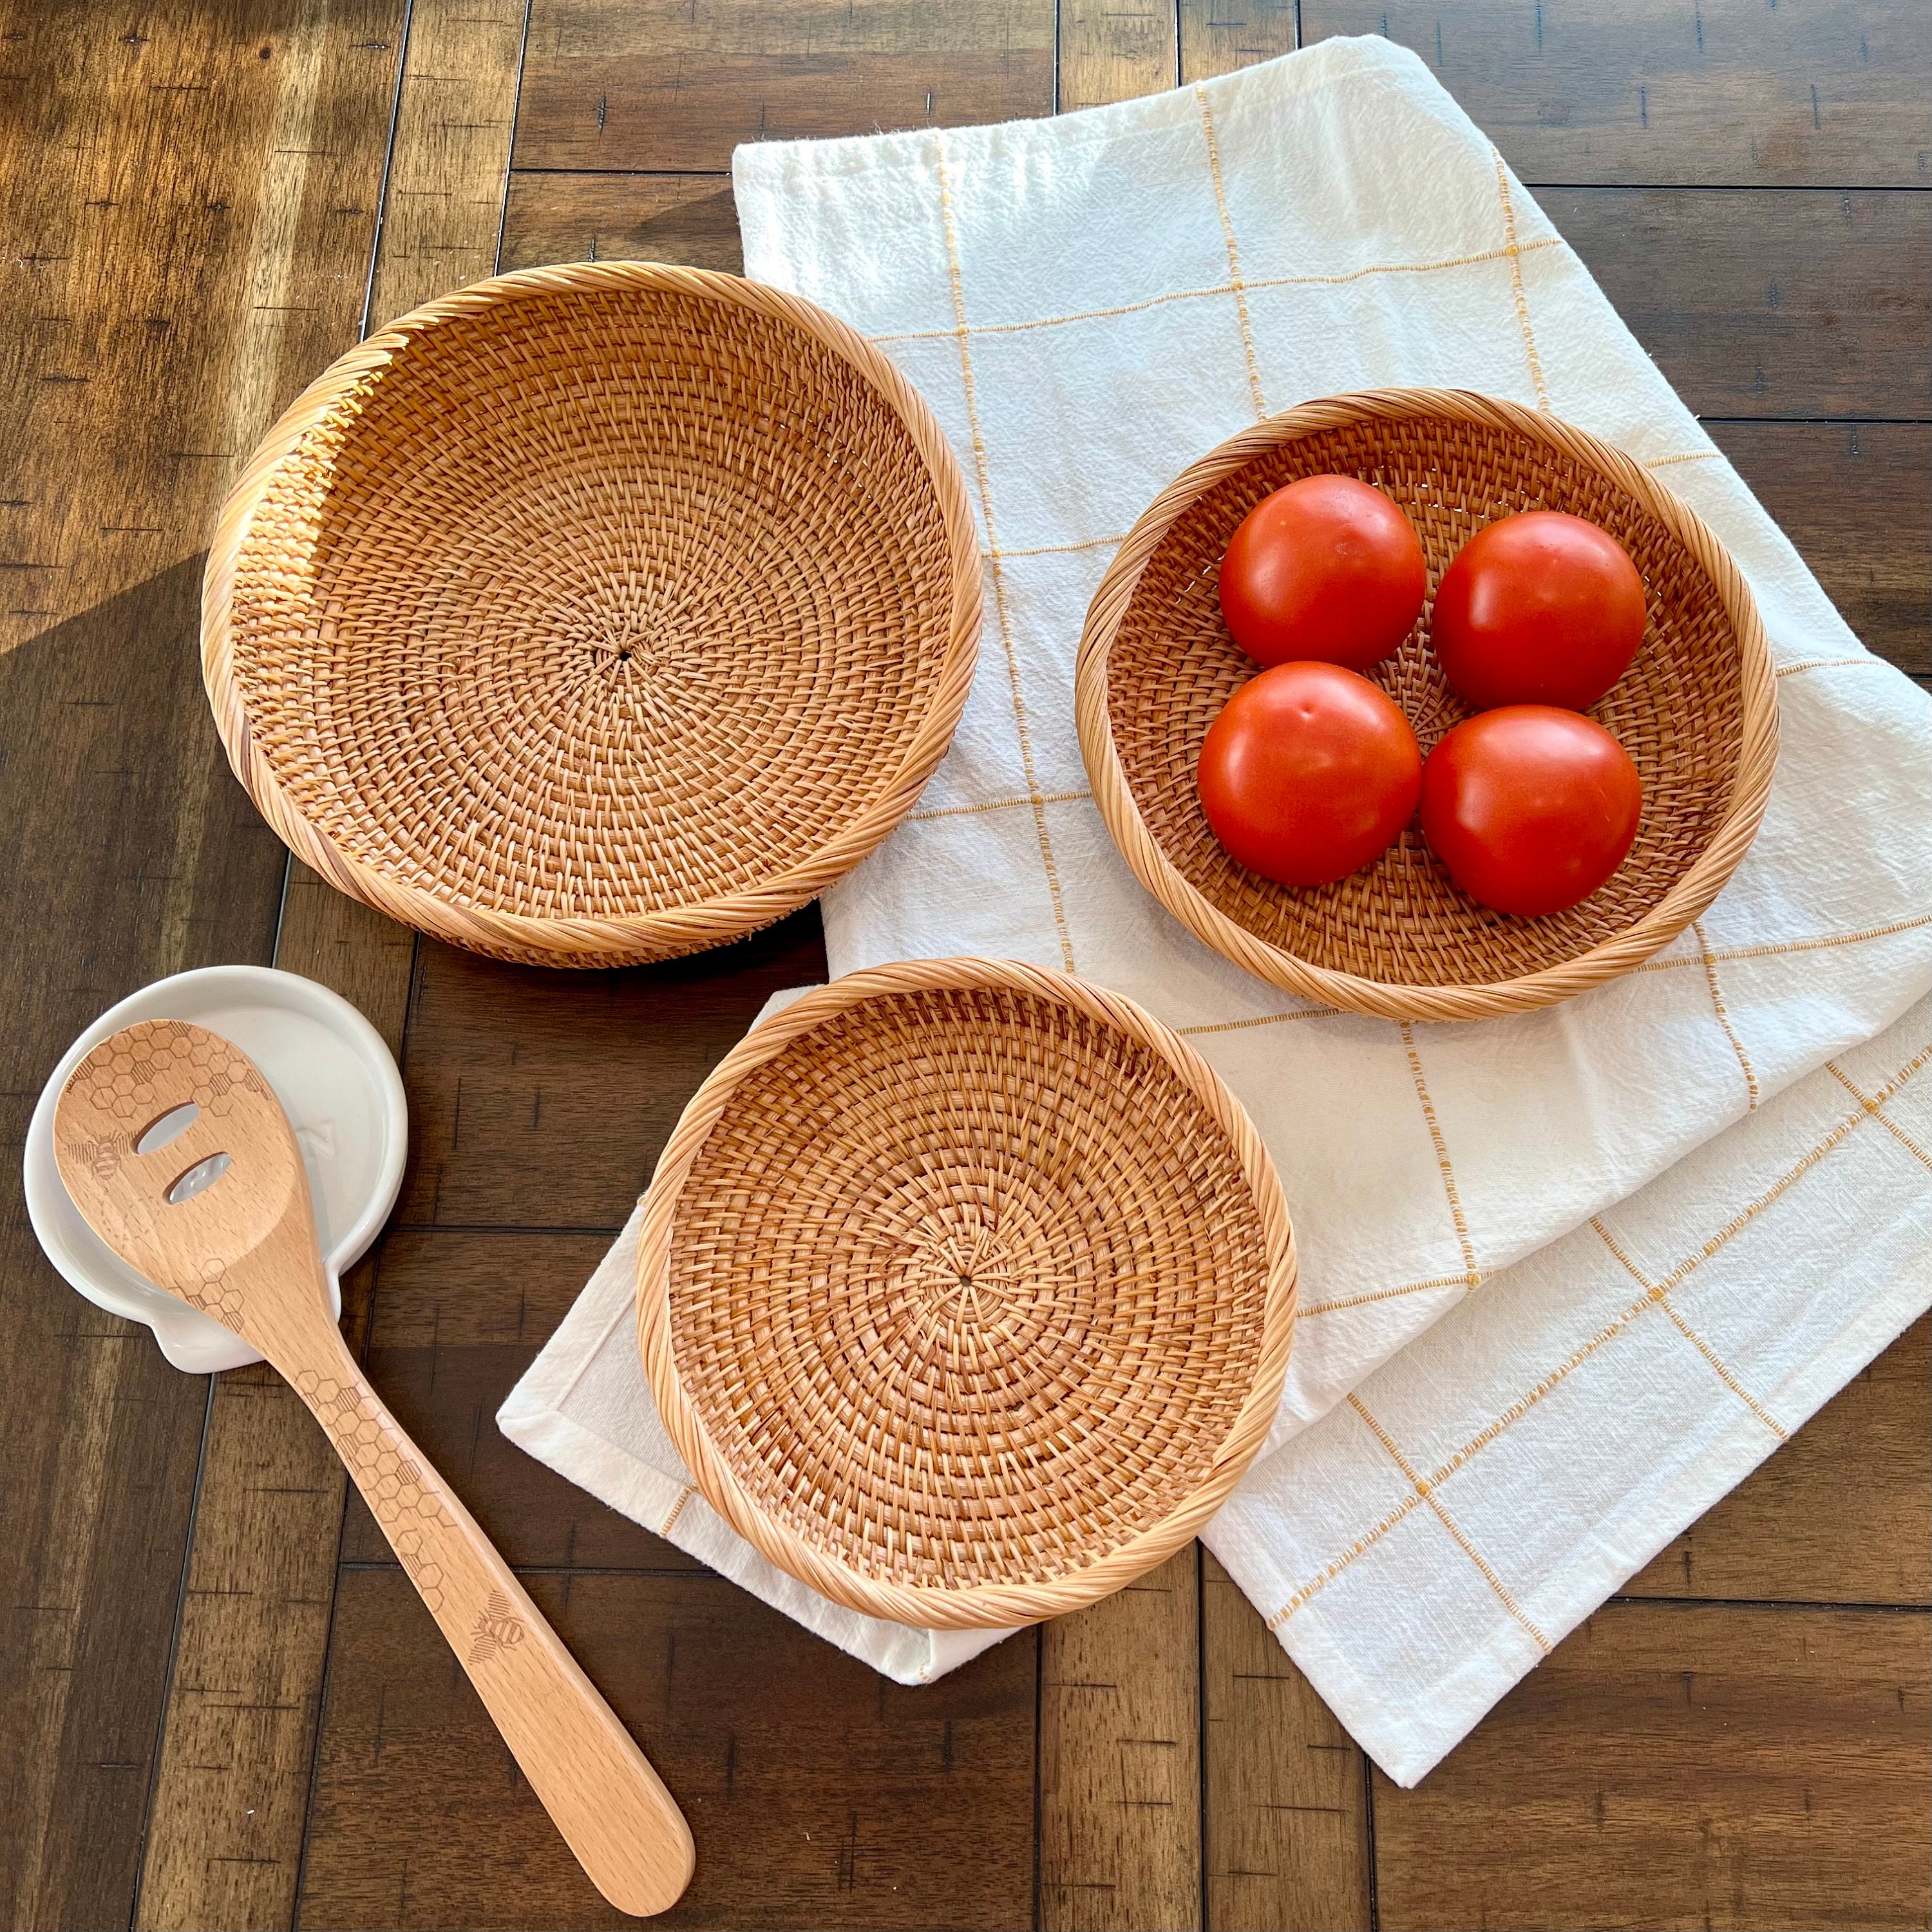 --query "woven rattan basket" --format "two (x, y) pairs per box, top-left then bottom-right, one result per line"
(636, 958), (1296, 1629)
(1076, 389), (1778, 1022)
(202, 263), (981, 967)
